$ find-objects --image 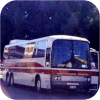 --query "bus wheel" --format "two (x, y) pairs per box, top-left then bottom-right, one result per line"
(35, 77), (41, 92)
(9, 74), (14, 86)
(6, 74), (10, 86)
